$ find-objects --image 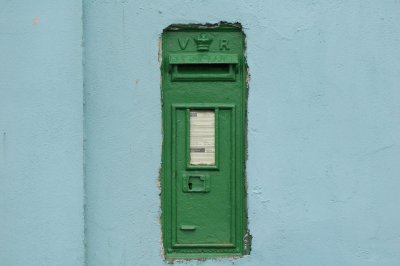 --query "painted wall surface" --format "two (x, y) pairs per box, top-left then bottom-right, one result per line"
(0, 1), (84, 265)
(1, 1), (400, 266)
(84, 1), (400, 265)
